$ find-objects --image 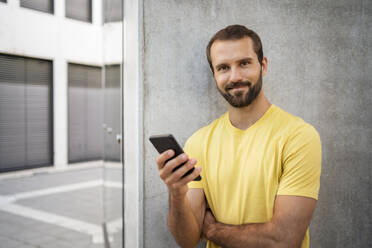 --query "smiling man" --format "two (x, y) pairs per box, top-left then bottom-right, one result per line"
(156, 25), (321, 248)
